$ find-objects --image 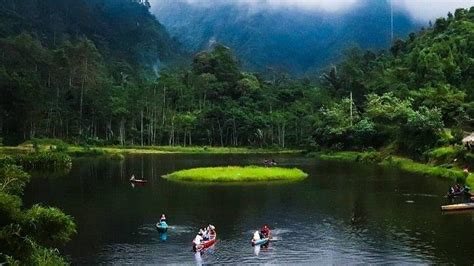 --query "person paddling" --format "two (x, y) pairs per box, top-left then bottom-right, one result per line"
(261, 224), (271, 239)
(160, 214), (166, 223)
(193, 232), (203, 250)
(130, 174), (136, 181)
